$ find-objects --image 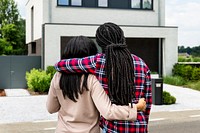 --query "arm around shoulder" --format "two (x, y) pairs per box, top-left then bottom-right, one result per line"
(89, 75), (137, 121)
